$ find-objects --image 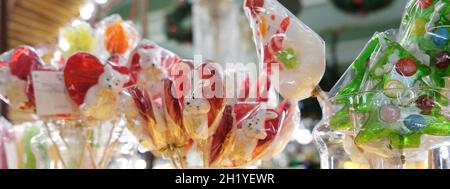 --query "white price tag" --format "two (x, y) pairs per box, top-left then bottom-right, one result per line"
(32, 71), (76, 116)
